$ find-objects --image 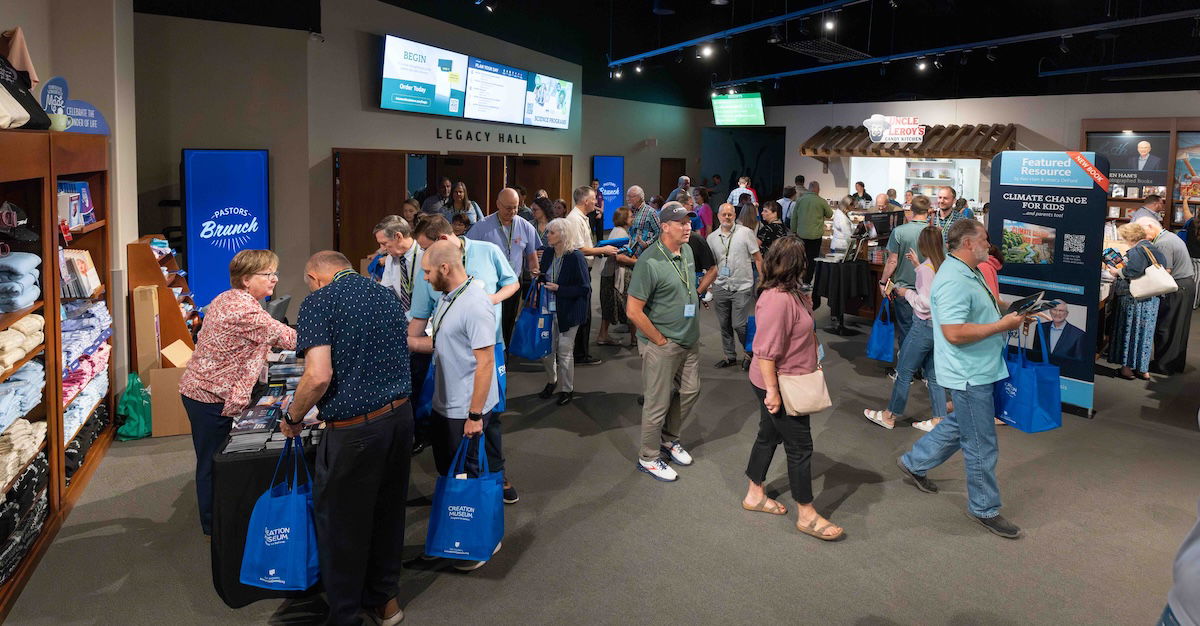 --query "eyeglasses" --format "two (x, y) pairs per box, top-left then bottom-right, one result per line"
(254, 272), (279, 279)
